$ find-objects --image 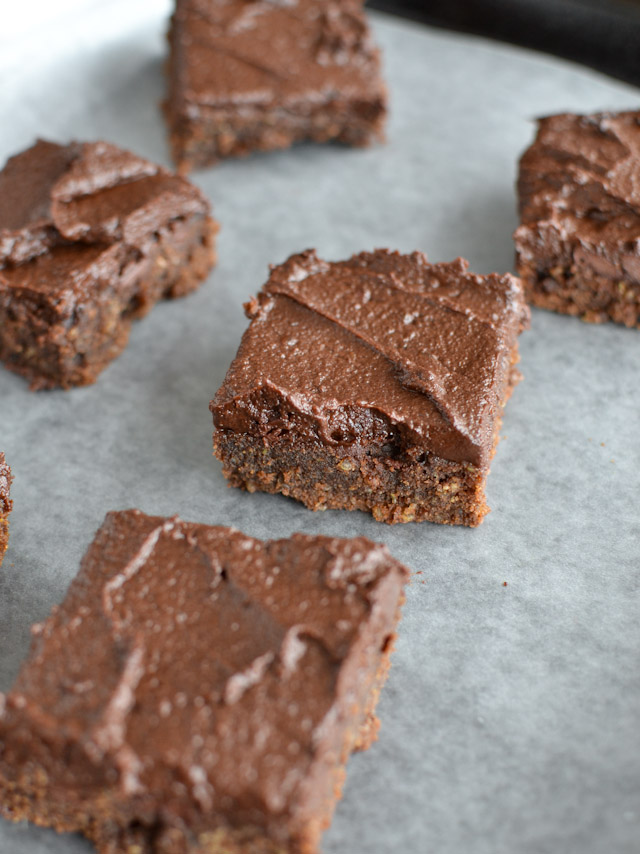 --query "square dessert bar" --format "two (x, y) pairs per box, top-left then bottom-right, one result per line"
(0, 453), (12, 566)
(0, 140), (218, 389)
(165, 0), (387, 171)
(212, 249), (530, 526)
(514, 110), (640, 328)
(0, 509), (408, 854)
